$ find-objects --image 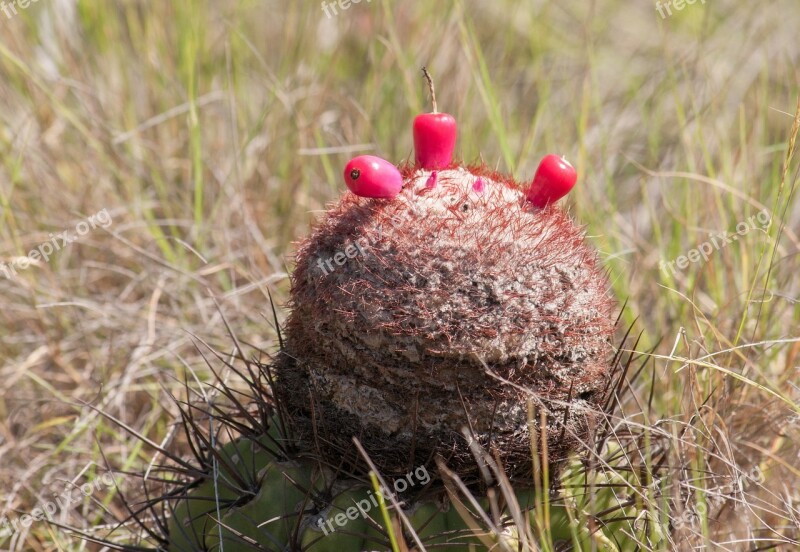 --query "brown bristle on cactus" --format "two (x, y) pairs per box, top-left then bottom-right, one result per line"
(274, 163), (616, 484)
